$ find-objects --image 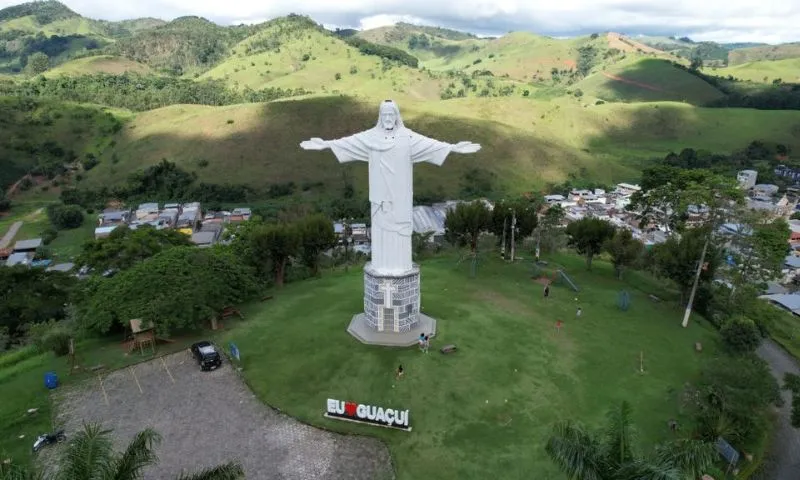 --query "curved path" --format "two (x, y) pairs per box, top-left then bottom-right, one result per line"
(756, 339), (800, 479)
